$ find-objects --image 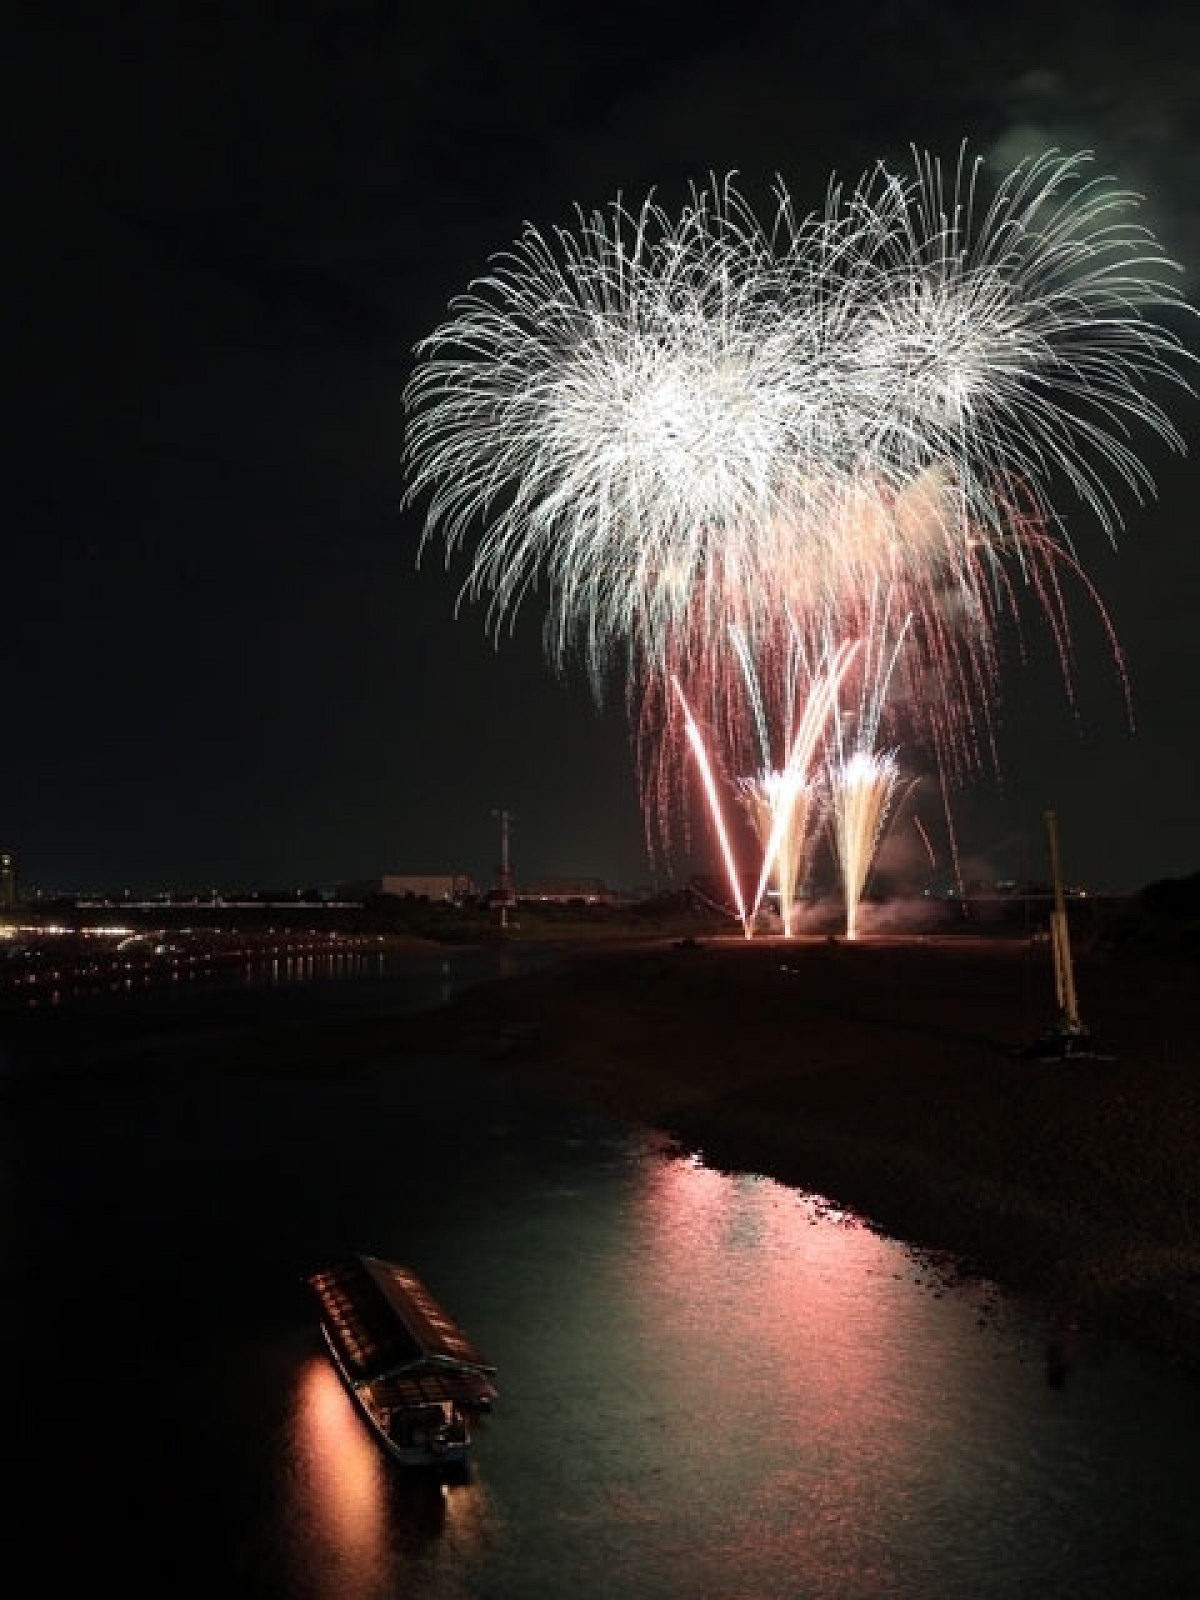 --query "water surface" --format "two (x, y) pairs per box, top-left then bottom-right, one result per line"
(5, 959), (1196, 1597)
